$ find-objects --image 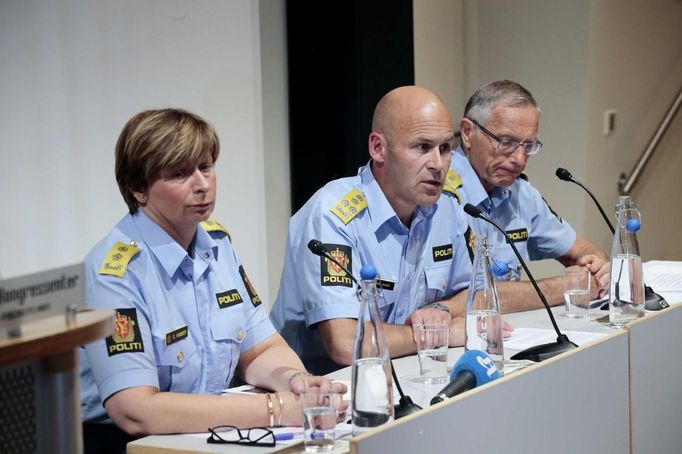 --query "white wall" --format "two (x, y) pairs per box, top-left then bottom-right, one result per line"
(0, 0), (274, 301)
(413, 0), (466, 119)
